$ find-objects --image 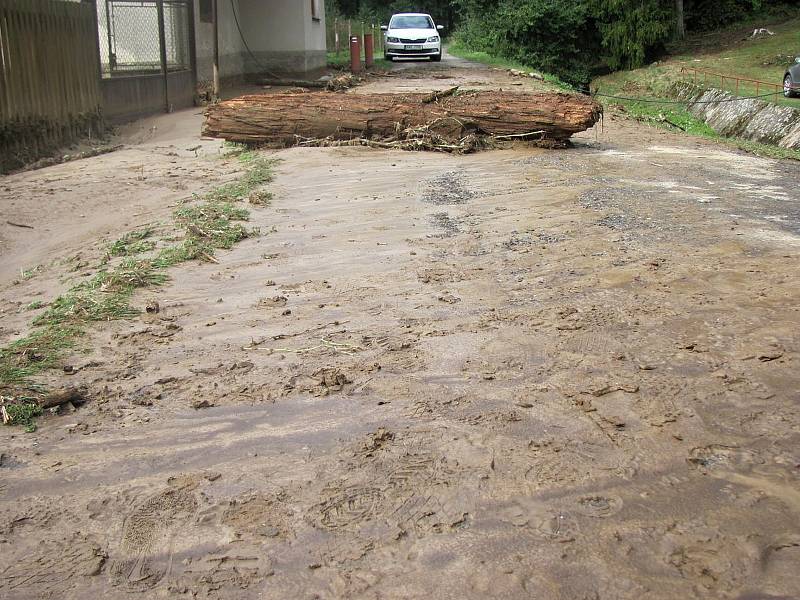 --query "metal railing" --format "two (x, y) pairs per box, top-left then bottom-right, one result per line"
(680, 66), (783, 102)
